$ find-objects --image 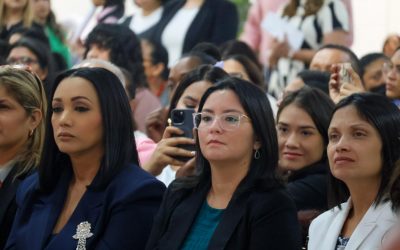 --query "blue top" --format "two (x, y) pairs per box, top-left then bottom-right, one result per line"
(181, 201), (224, 250)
